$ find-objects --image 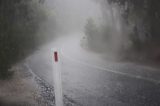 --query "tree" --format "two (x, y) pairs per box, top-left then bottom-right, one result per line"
(97, 0), (160, 60)
(0, 0), (46, 79)
(84, 18), (100, 49)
